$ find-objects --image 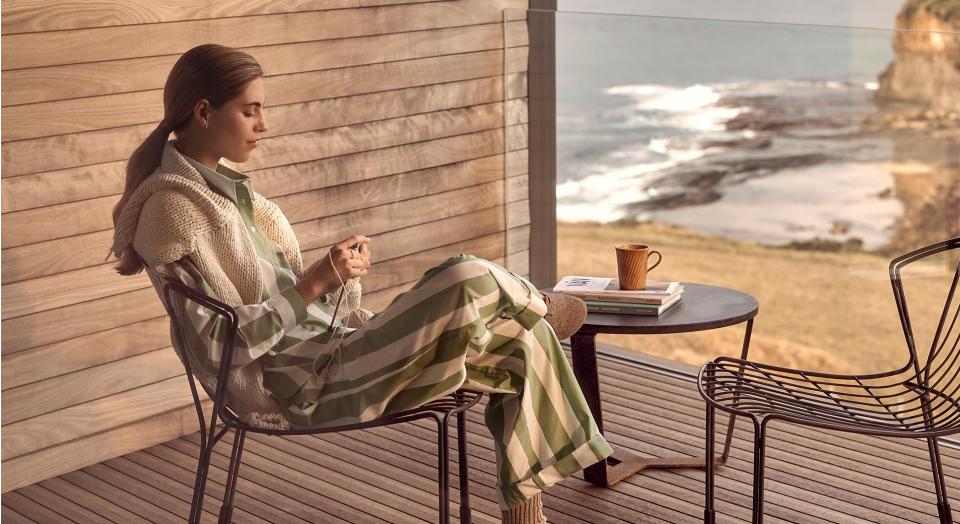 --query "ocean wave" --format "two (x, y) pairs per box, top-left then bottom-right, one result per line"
(556, 202), (627, 223)
(648, 138), (707, 163)
(606, 83), (720, 111)
(557, 157), (675, 219)
(604, 83), (745, 132)
(712, 78), (859, 94)
(559, 78), (892, 243)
